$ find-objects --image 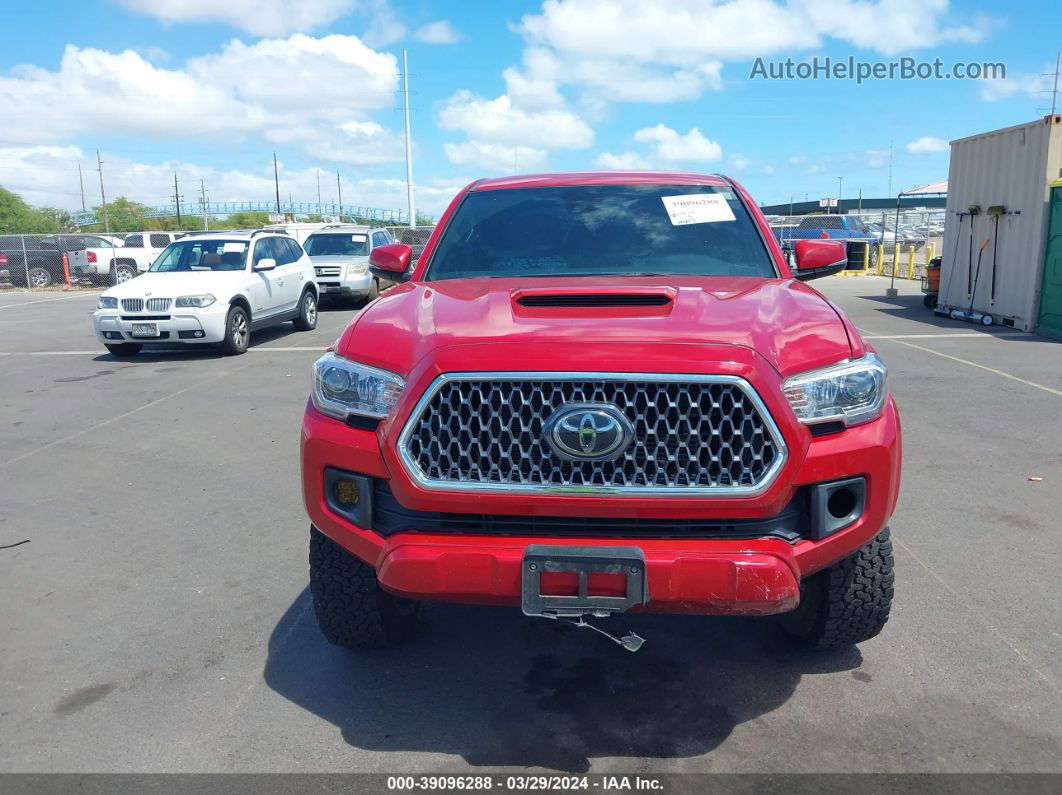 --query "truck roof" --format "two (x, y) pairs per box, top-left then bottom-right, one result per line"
(470, 171), (729, 191)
